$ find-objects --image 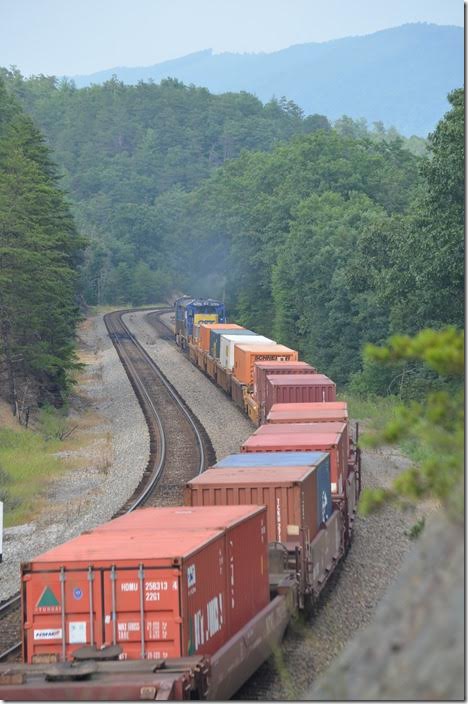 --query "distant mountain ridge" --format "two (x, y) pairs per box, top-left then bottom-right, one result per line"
(69, 23), (463, 136)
